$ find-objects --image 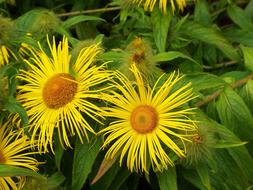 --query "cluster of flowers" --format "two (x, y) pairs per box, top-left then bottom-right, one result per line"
(0, 0), (197, 189)
(0, 35), (196, 189)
